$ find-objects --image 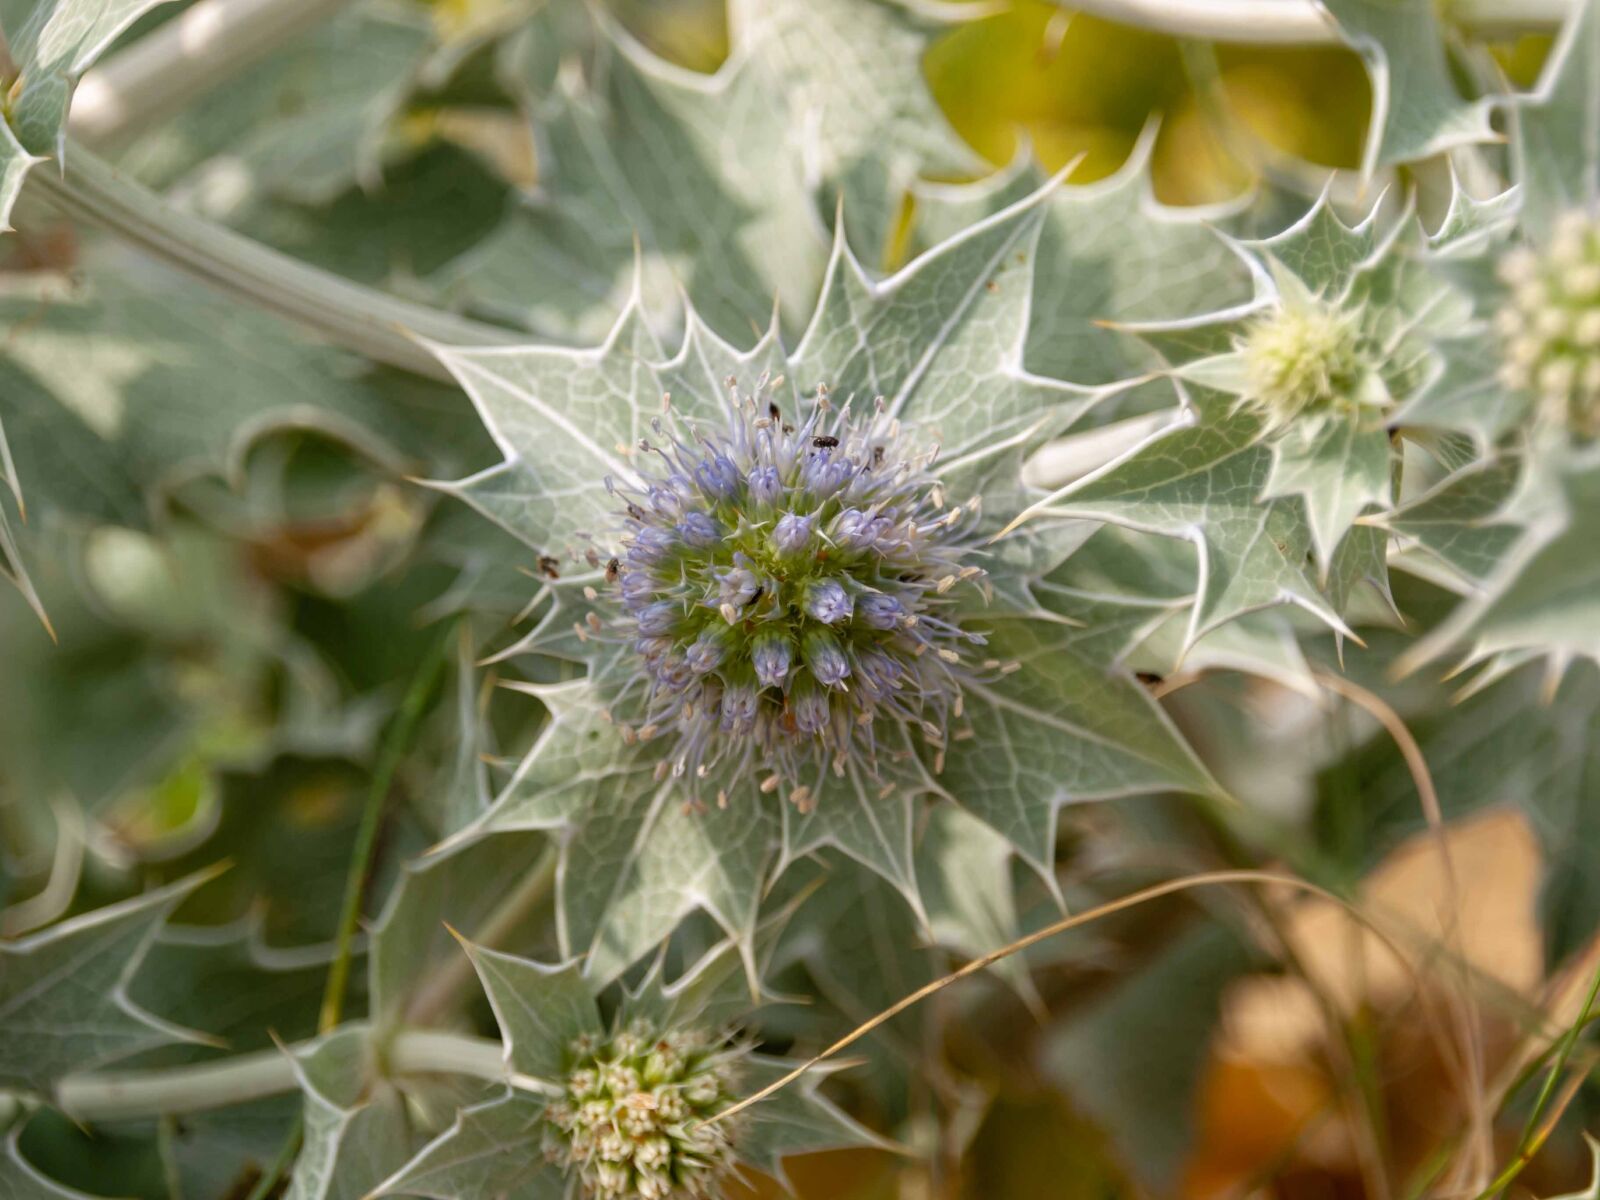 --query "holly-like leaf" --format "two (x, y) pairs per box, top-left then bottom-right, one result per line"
(284, 1026), (413, 1200)
(910, 125), (1257, 385)
(1401, 449), (1600, 675)
(1012, 391), (1354, 642)
(457, 940), (601, 1083)
(1508, 0), (1600, 238)
(0, 871), (214, 1096)
(4, 0), (178, 143)
(439, 9), (823, 346)
(727, 0), (983, 262)
(1319, 0), (1495, 177)
(372, 1092), (559, 1200)
(440, 0), (984, 345)
(1380, 457), (1522, 592)
(440, 682), (780, 986)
